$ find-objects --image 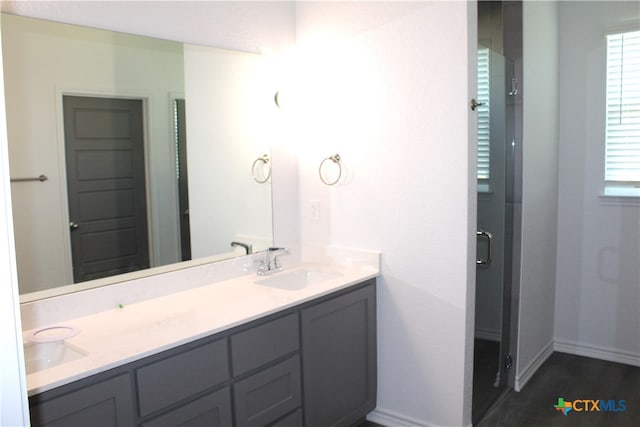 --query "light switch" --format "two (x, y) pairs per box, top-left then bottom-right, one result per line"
(310, 200), (320, 220)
